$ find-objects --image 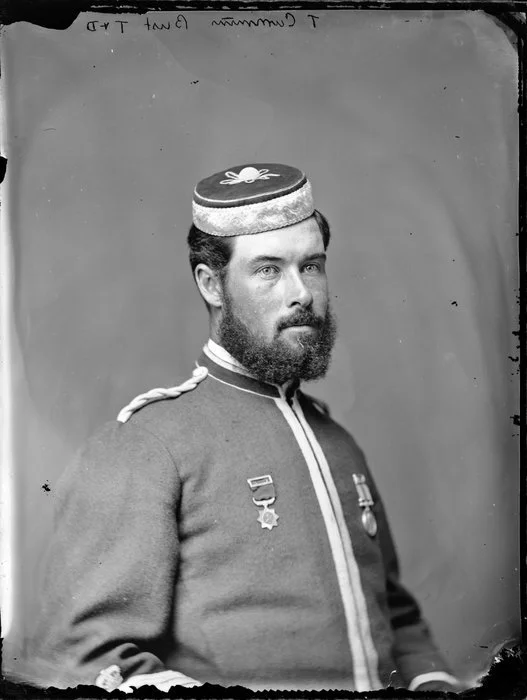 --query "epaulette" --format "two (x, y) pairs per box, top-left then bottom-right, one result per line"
(116, 366), (208, 424)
